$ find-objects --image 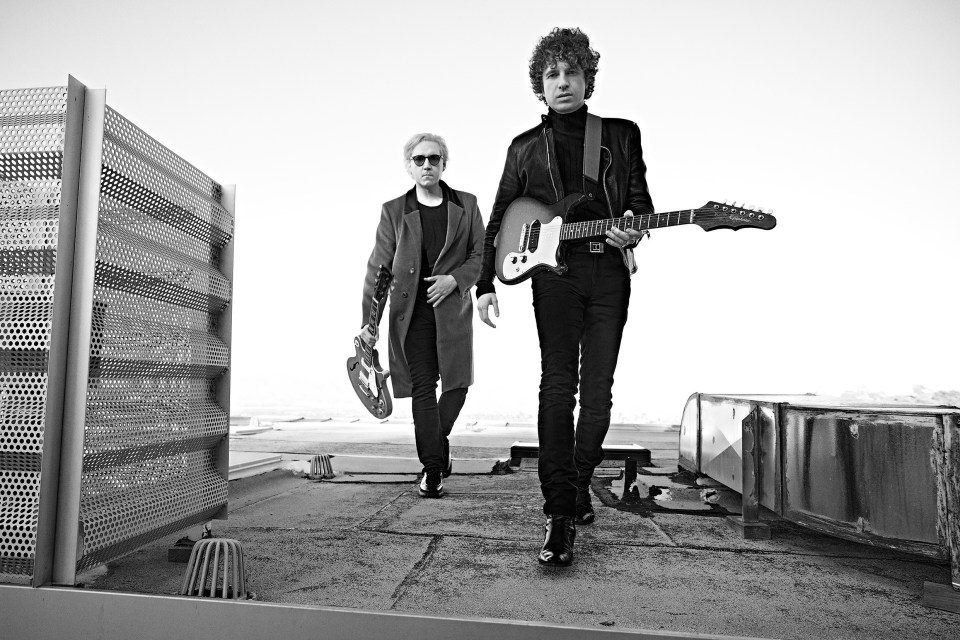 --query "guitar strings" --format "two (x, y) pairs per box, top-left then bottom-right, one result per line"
(559, 209), (767, 240)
